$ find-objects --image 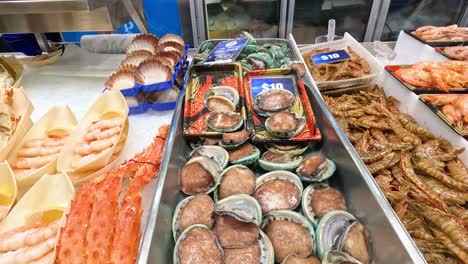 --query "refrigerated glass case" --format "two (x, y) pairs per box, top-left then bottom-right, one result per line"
(376, 0), (468, 41)
(190, 0), (287, 46)
(287, 0), (379, 43)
